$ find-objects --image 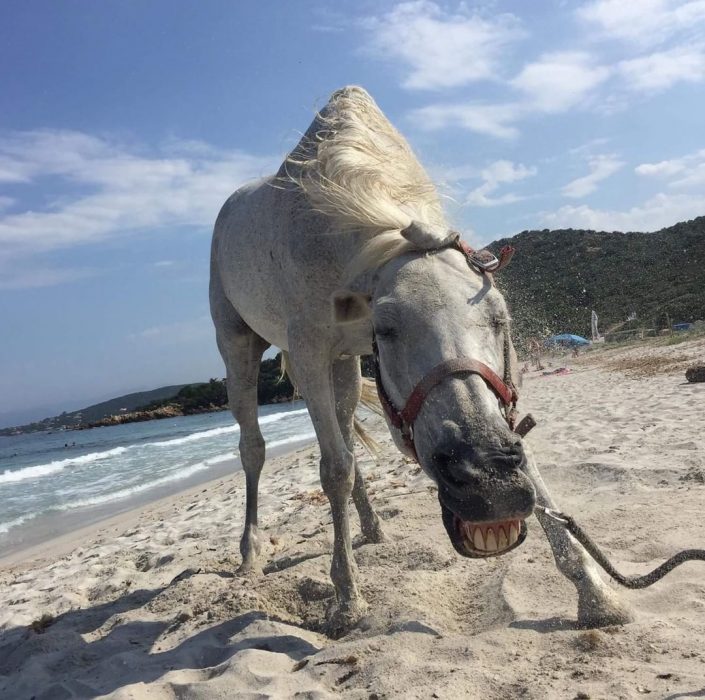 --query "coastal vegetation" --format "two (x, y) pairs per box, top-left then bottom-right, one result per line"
(490, 216), (704, 348)
(1, 356), (295, 435)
